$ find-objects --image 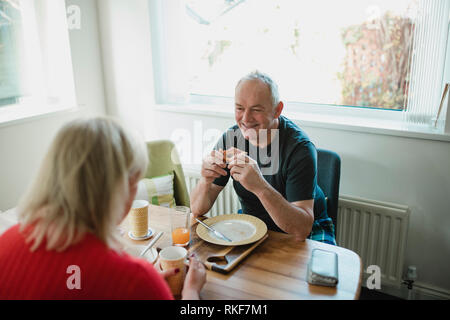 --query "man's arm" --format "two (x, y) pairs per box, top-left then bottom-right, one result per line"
(190, 180), (224, 217)
(190, 150), (227, 217)
(228, 153), (314, 240)
(255, 184), (314, 241)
